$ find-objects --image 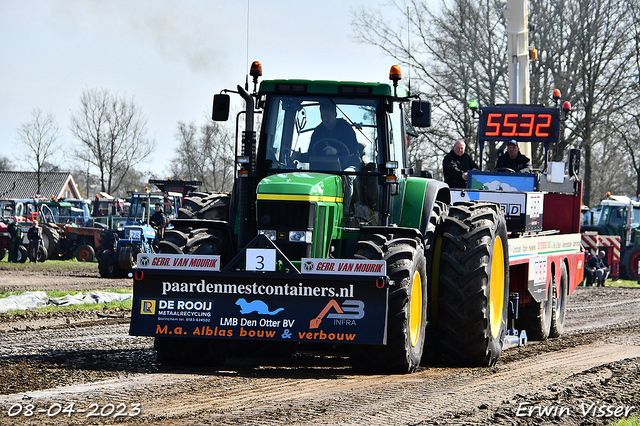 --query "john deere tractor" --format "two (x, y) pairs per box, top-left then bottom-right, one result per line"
(130, 63), (510, 373)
